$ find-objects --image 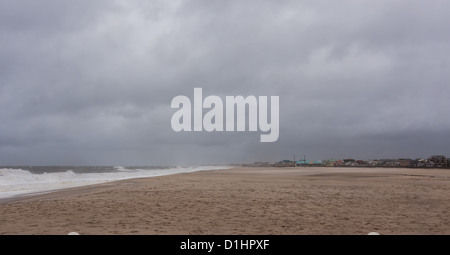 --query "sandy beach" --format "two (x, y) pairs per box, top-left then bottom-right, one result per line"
(1, 167), (450, 235)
